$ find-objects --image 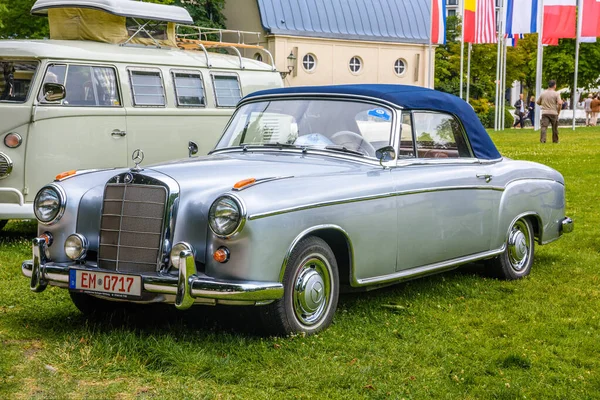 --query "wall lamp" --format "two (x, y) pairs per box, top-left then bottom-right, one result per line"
(280, 51), (297, 79)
